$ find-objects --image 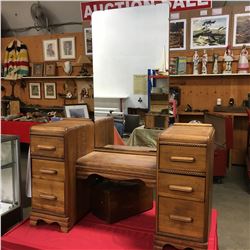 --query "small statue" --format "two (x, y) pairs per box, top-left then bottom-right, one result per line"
(212, 54), (219, 74)
(201, 49), (208, 74)
(79, 64), (90, 76)
(223, 45), (233, 74)
(238, 45), (249, 73)
(193, 50), (199, 75)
